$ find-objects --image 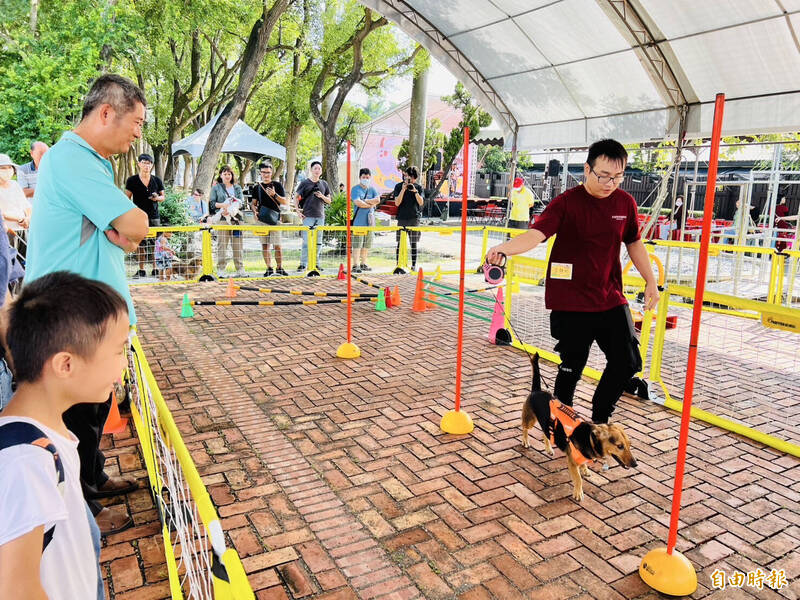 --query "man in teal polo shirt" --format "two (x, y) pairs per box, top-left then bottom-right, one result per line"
(26, 74), (149, 536)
